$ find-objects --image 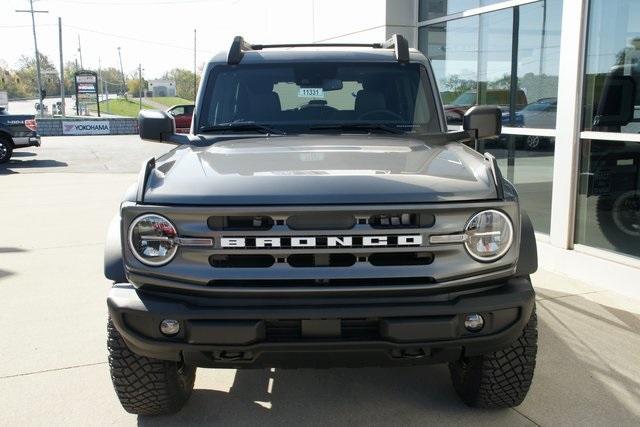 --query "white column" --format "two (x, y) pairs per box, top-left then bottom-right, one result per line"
(549, 0), (589, 248)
